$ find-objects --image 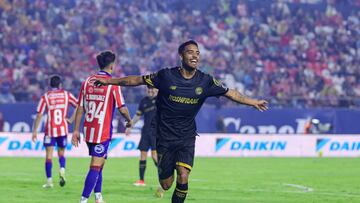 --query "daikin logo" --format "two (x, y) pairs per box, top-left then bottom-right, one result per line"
(109, 138), (124, 151)
(316, 138), (331, 151)
(316, 138), (360, 151)
(0, 137), (7, 146)
(216, 138), (230, 152)
(215, 138), (287, 152)
(109, 137), (138, 151)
